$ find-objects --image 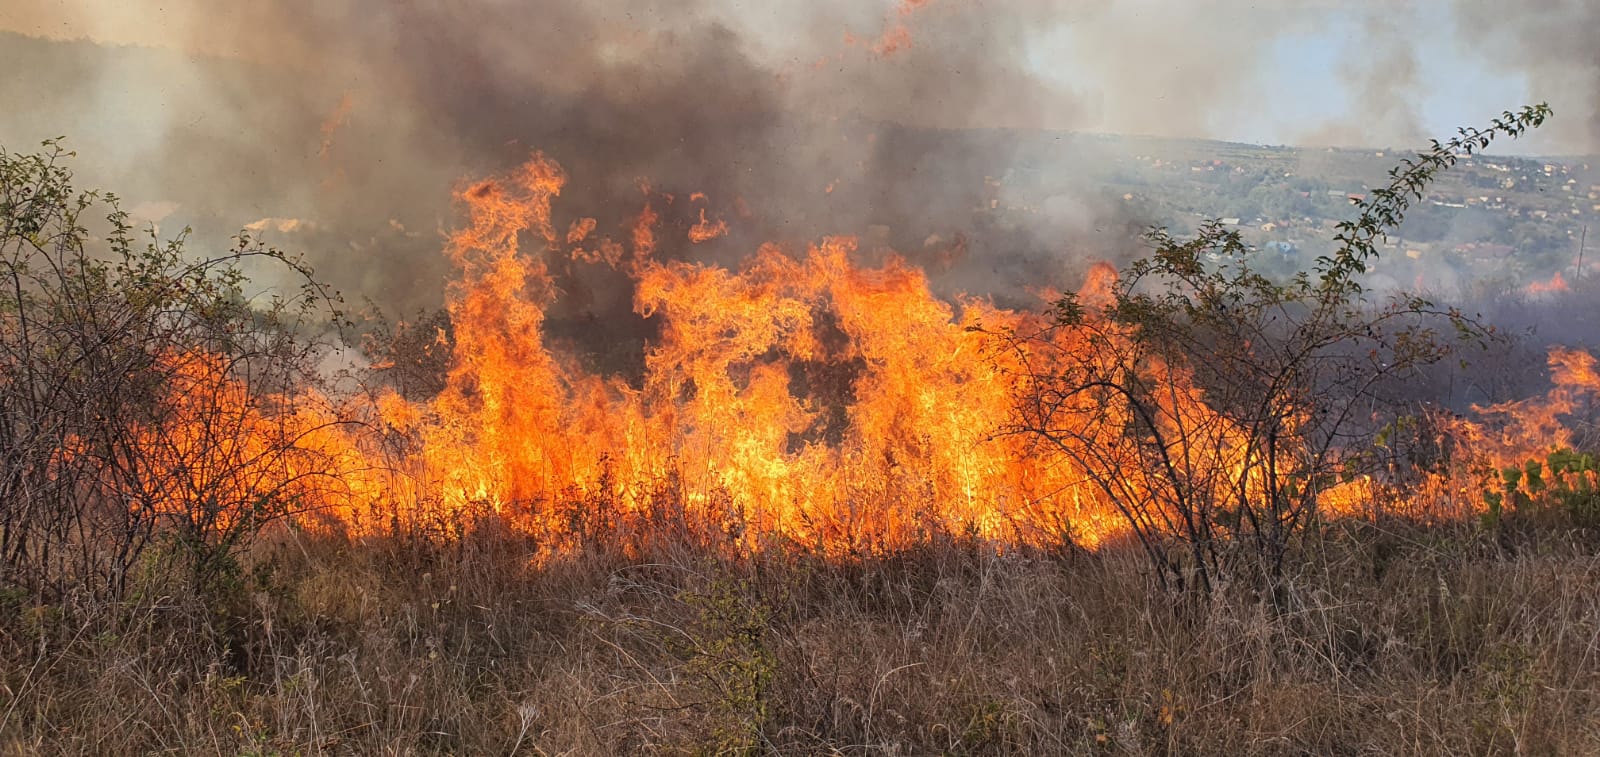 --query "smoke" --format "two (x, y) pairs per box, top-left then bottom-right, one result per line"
(1453, 0), (1600, 156)
(1294, 6), (1428, 149)
(0, 0), (1594, 328)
